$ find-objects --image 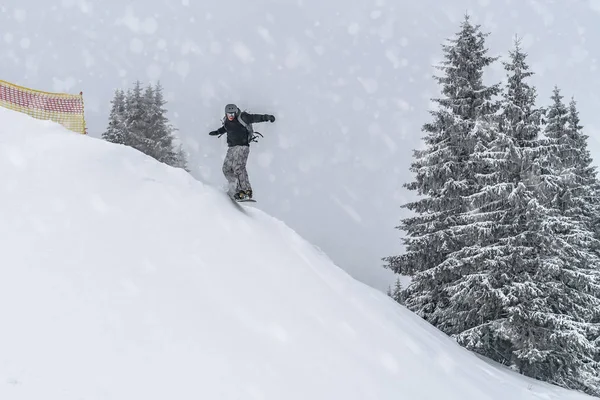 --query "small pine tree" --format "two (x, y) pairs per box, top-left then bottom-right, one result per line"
(123, 81), (148, 150)
(102, 89), (126, 144)
(173, 143), (190, 172)
(390, 278), (404, 305)
(149, 82), (178, 166)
